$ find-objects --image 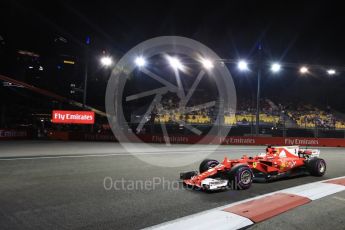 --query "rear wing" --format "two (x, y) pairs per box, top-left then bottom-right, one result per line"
(299, 148), (320, 157)
(272, 146), (320, 158)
